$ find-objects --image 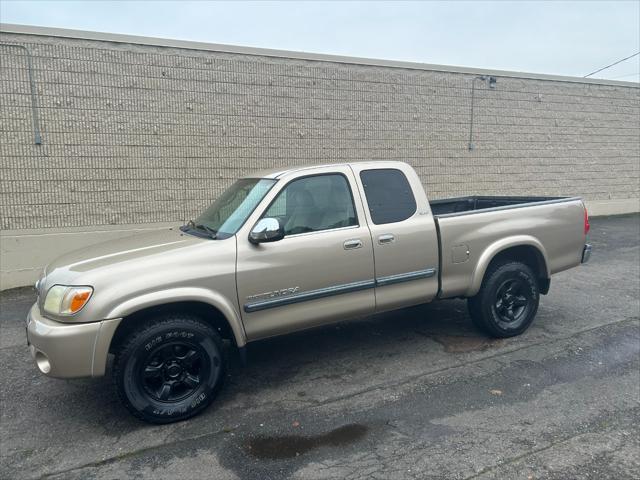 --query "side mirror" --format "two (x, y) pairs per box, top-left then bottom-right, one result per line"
(249, 218), (284, 244)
